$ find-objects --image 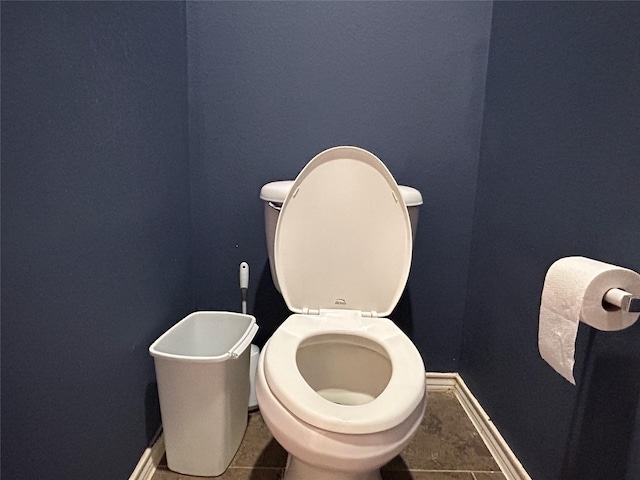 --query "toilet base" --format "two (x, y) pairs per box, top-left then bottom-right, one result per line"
(283, 455), (382, 480)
